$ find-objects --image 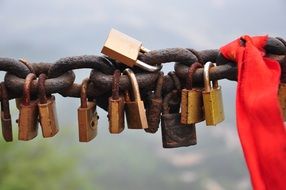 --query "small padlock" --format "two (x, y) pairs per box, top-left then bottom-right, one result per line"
(181, 63), (205, 124)
(1, 83), (13, 142)
(278, 83), (286, 121)
(78, 78), (98, 142)
(145, 72), (164, 133)
(108, 70), (125, 134)
(37, 74), (59, 138)
(202, 62), (225, 126)
(124, 68), (148, 129)
(18, 73), (39, 141)
(161, 90), (197, 148)
(101, 28), (161, 72)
